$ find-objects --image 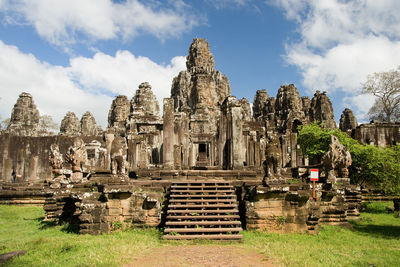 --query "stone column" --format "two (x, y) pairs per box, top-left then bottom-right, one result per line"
(163, 98), (175, 168)
(231, 106), (244, 169)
